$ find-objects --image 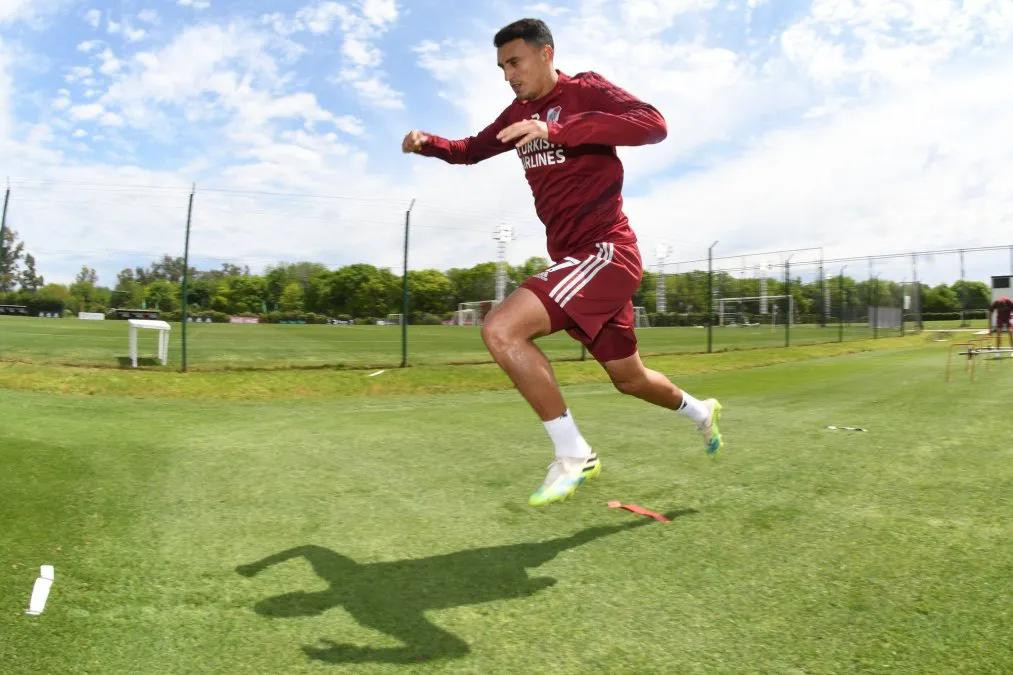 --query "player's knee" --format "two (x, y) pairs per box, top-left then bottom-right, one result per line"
(481, 318), (515, 354)
(611, 374), (646, 397)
